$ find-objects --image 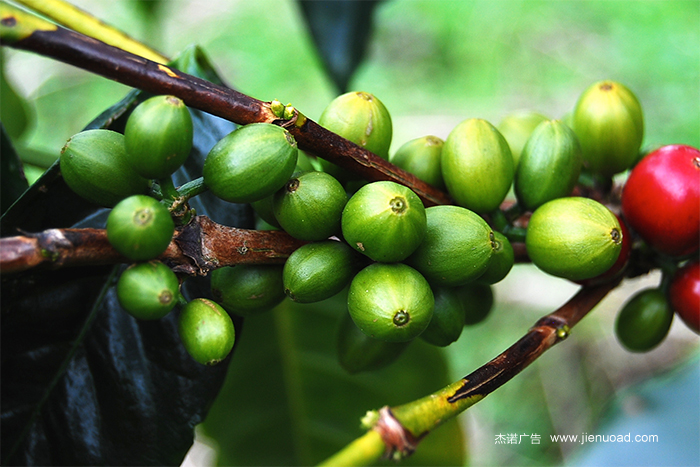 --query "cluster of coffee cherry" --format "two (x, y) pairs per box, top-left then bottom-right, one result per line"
(58, 80), (699, 369)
